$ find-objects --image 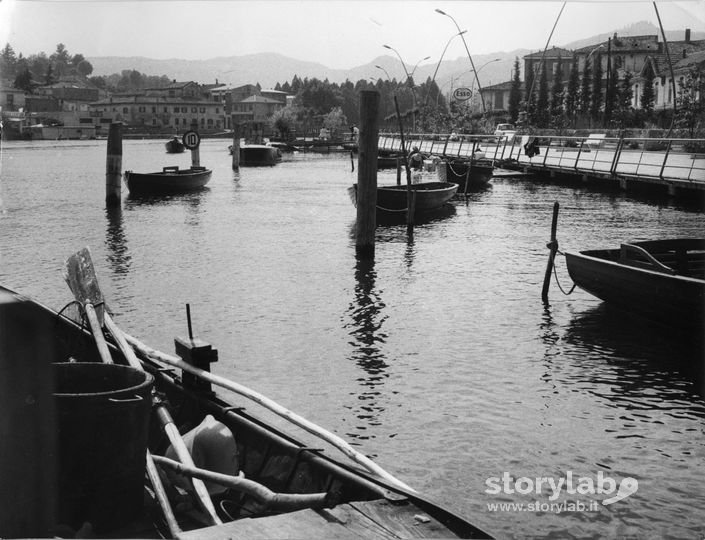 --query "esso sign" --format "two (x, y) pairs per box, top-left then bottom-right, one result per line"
(453, 87), (473, 102)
